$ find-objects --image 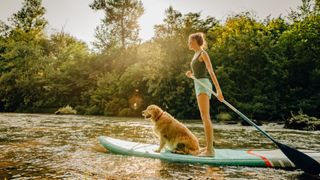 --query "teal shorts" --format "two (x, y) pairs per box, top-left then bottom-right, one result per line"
(194, 78), (212, 99)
